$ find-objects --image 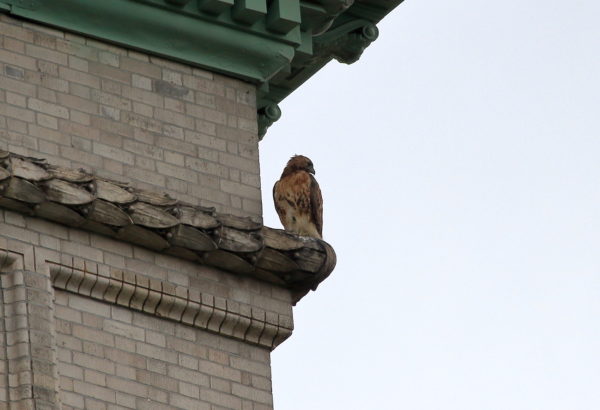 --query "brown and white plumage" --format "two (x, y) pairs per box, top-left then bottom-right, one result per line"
(273, 155), (323, 239)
